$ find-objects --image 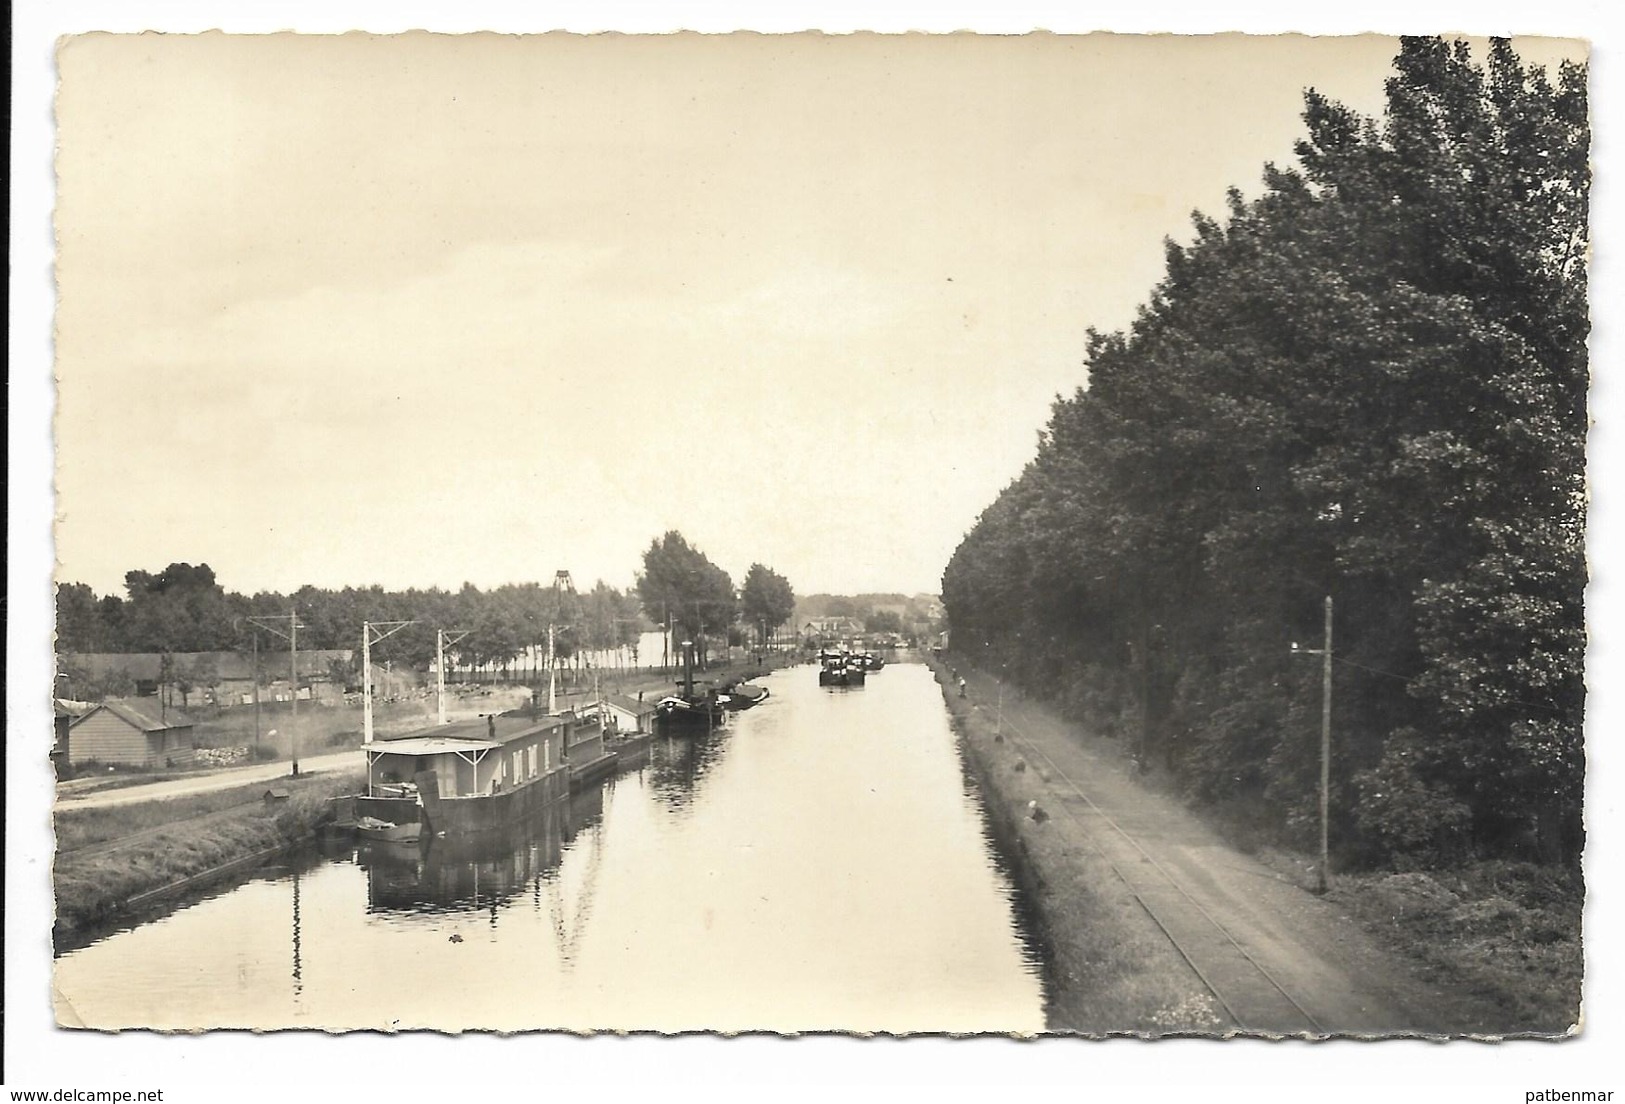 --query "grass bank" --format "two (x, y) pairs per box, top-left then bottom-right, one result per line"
(55, 772), (352, 853)
(54, 770), (362, 949)
(932, 661), (1222, 1034)
(1105, 703), (1583, 1031)
(1299, 856), (1582, 1032)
